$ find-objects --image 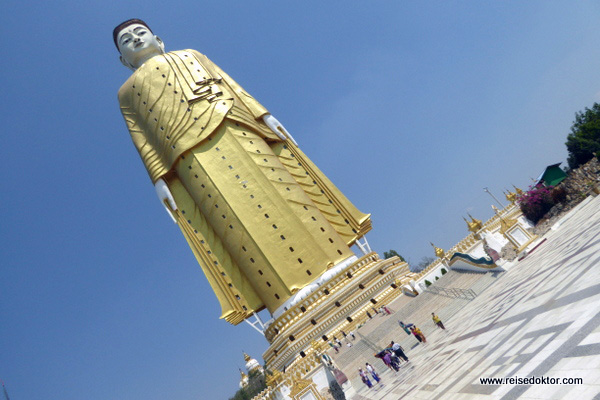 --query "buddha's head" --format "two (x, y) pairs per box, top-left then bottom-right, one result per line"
(113, 19), (164, 70)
